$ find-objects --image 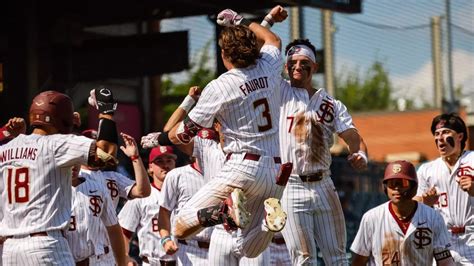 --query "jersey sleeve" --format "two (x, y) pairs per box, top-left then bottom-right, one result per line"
(415, 163), (430, 197)
(334, 99), (355, 134)
(260, 44), (283, 75)
(187, 81), (223, 129)
(159, 171), (179, 211)
(100, 185), (118, 227)
(117, 199), (141, 232)
(350, 212), (373, 257)
(51, 134), (94, 167)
